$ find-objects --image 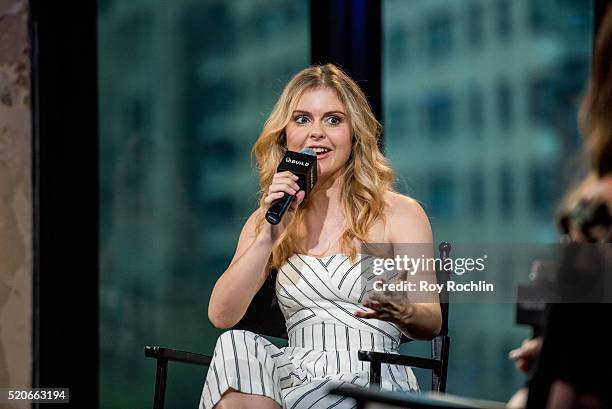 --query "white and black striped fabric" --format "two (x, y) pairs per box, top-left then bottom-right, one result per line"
(199, 253), (419, 409)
